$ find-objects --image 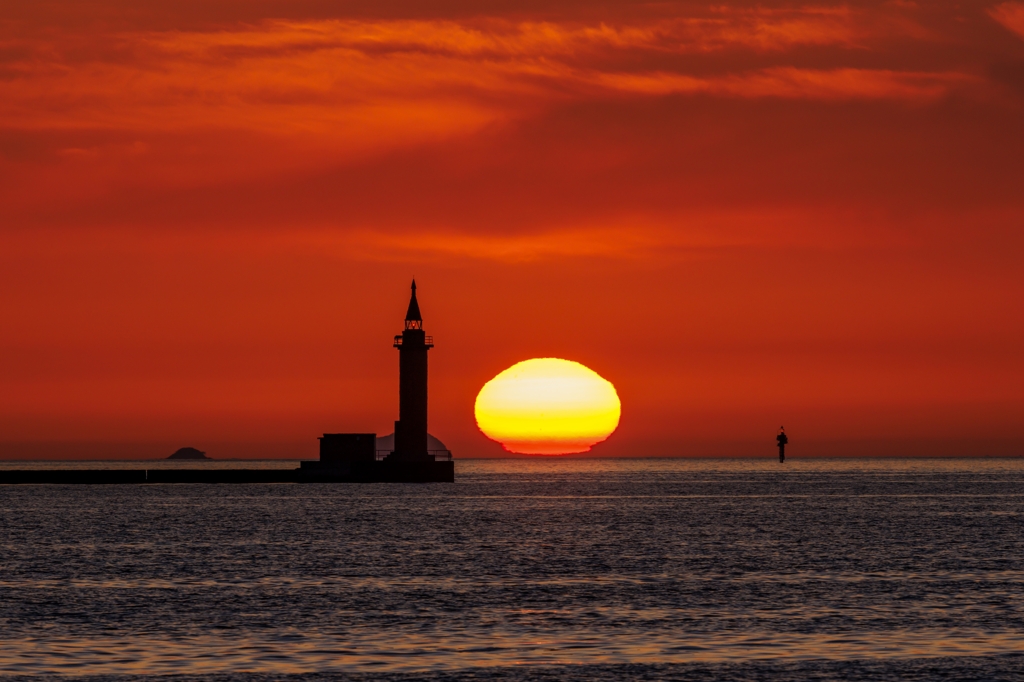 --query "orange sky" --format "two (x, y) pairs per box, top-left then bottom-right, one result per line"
(1, 1), (1023, 458)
